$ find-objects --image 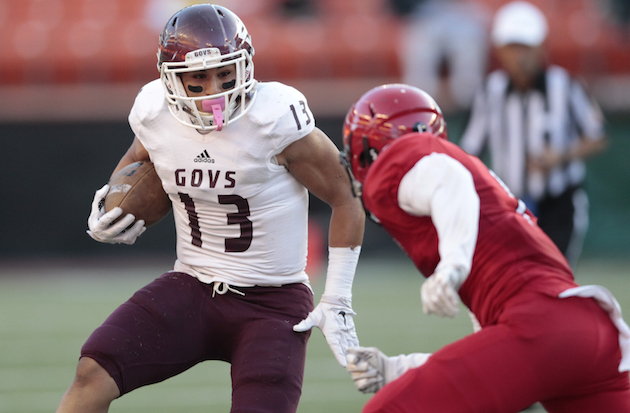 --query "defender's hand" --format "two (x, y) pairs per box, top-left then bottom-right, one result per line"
(346, 347), (431, 393)
(421, 267), (464, 317)
(346, 347), (386, 393)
